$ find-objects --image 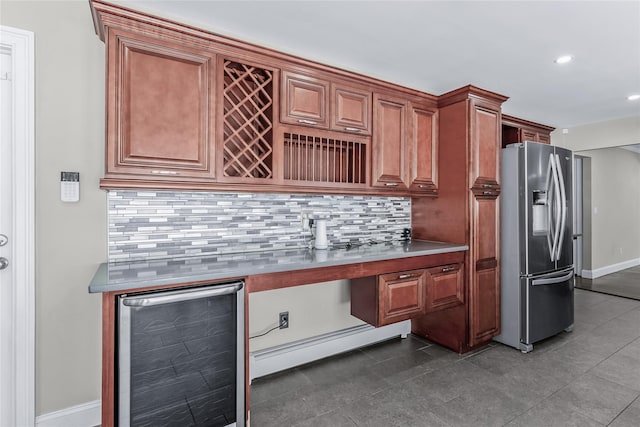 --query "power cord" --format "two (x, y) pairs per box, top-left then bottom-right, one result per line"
(249, 324), (280, 340)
